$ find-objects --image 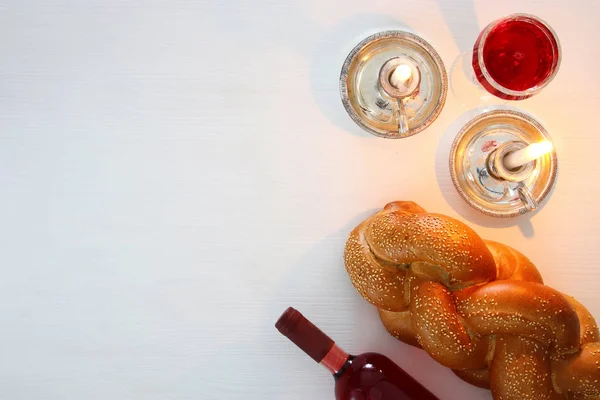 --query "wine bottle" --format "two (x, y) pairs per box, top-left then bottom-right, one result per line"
(275, 307), (440, 400)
